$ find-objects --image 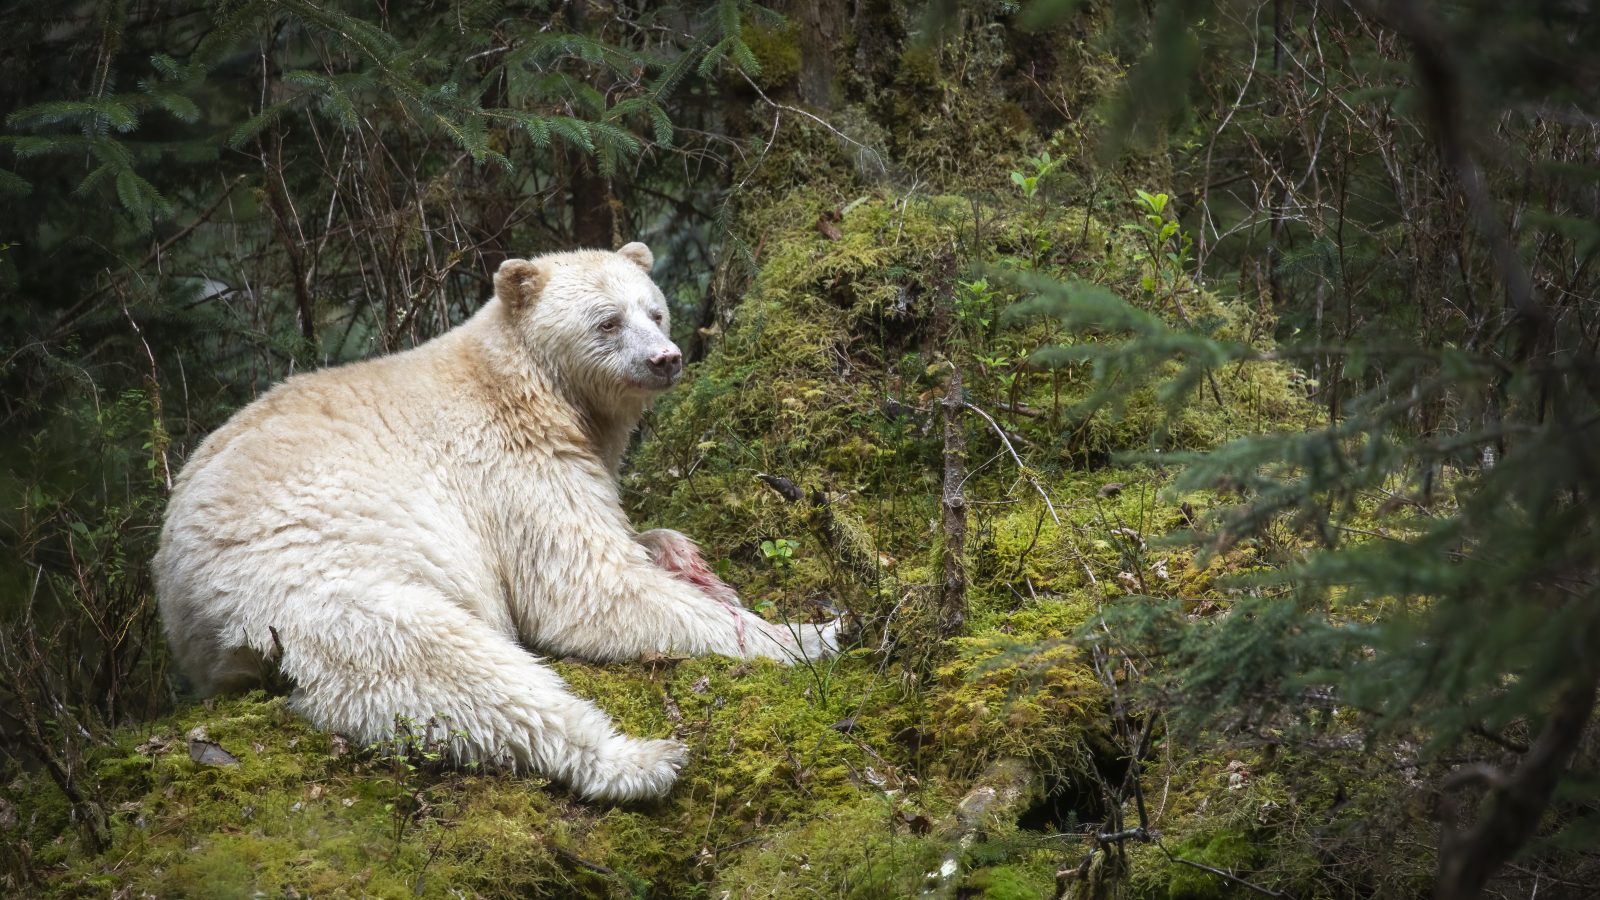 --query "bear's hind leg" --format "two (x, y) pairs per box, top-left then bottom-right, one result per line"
(273, 590), (685, 802)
